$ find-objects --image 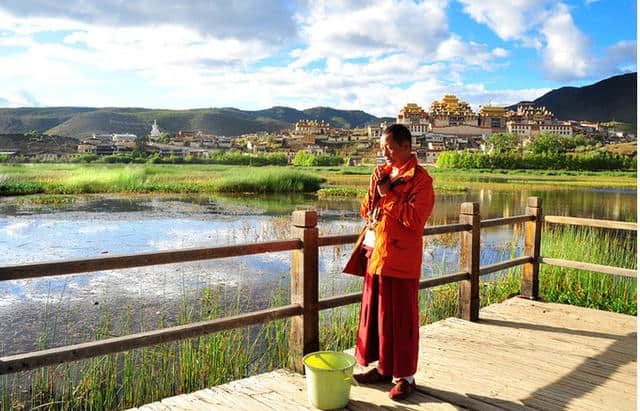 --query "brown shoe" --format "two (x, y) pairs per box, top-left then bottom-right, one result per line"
(353, 368), (392, 384)
(389, 379), (416, 401)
